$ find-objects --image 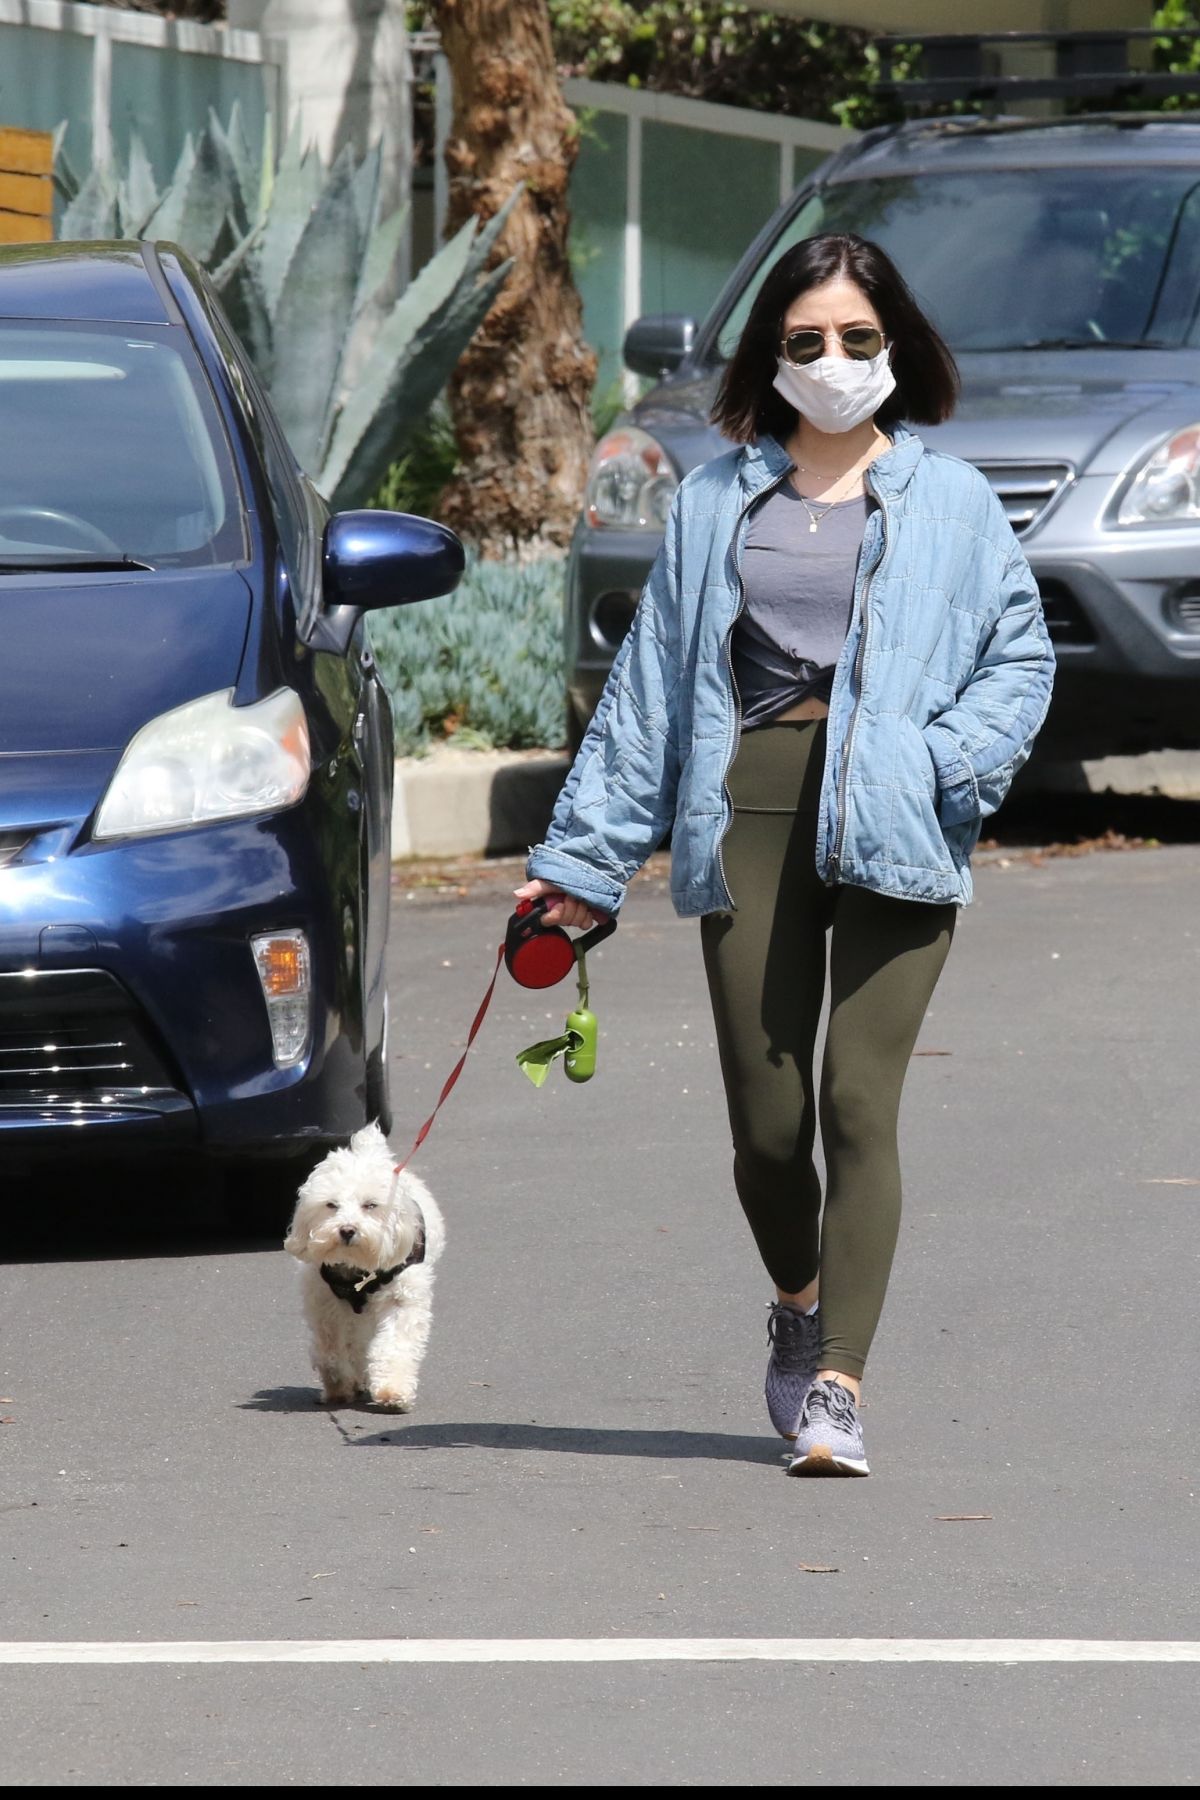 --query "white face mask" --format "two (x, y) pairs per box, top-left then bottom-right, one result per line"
(772, 349), (896, 434)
